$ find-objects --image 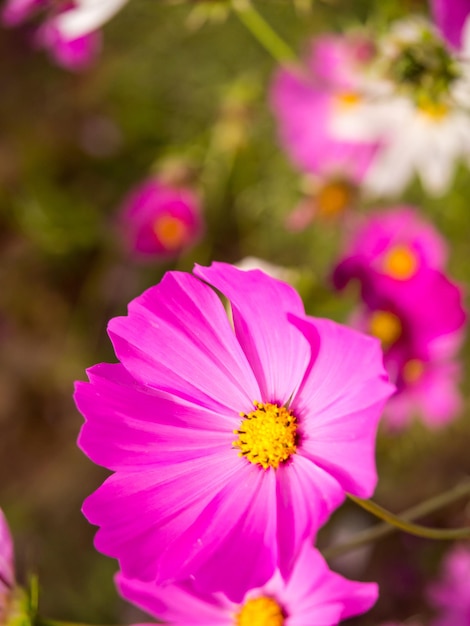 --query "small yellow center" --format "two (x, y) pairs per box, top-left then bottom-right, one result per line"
(153, 214), (187, 250)
(369, 310), (402, 347)
(317, 180), (354, 217)
(235, 596), (285, 626)
(233, 402), (298, 470)
(336, 91), (361, 108)
(419, 102), (449, 120)
(382, 245), (418, 280)
(402, 359), (425, 384)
